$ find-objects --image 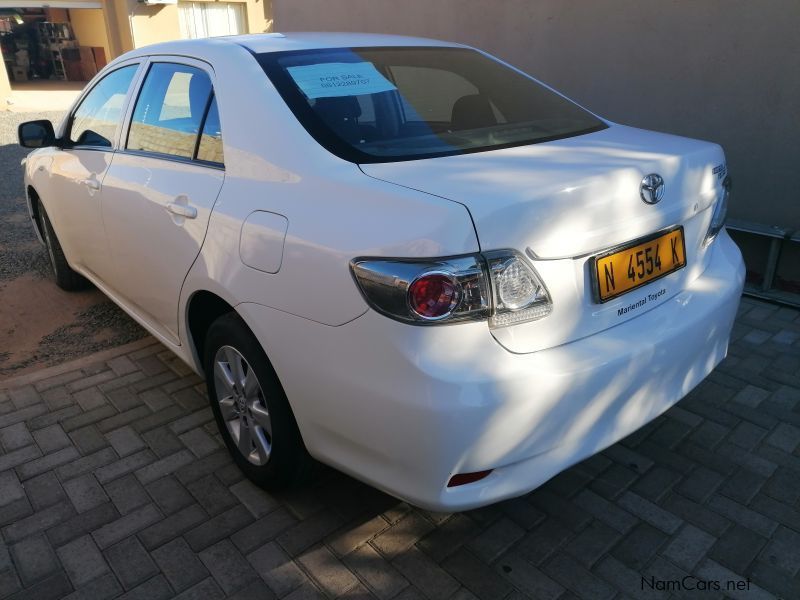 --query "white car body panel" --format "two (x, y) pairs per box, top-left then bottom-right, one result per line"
(361, 126), (727, 353)
(21, 32), (745, 510)
(101, 153), (225, 343)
